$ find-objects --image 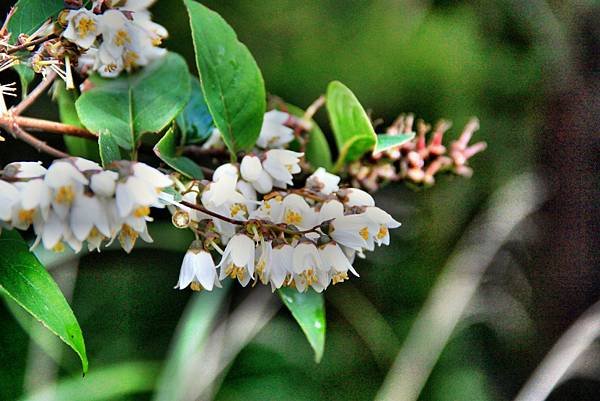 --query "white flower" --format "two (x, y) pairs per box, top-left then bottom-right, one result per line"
(292, 242), (329, 292)
(343, 188), (375, 207)
(240, 155), (263, 182)
(115, 176), (157, 218)
(90, 170), (119, 197)
(3, 161), (46, 179)
(39, 210), (69, 251)
(319, 242), (358, 285)
(62, 9), (99, 49)
(268, 243), (294, 290)
(306, 167), (340, 195)
(218, 234), (255, 286)
(70, 193), (111, 246)
(96, 42), (124, 77)
(98, 10), (130, 57)
(364, 207), (401, 246)
(73, 157), (101, 172)
(250, 169), (274, 194)
(256, 110), (294, 149)
(280, 194), (318, 230)
(0, 181), (19, 222)
(249, 195), (284, 222)
(262, 149), (303, 186)
(319, 199), (344, 223)
(329, 213), (373, 252)
(45, 161), (88, 219)
(175, 242), (220, 291)
(132, 162), (172, 191)
(11, 179), (51, 229)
